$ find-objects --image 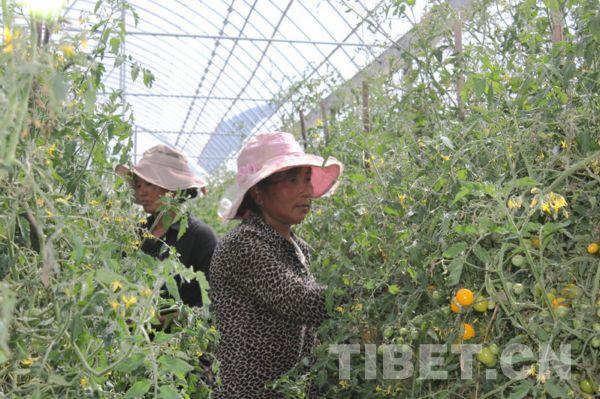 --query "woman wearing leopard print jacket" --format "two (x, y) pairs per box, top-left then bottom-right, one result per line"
(210, 132), (343, 398)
